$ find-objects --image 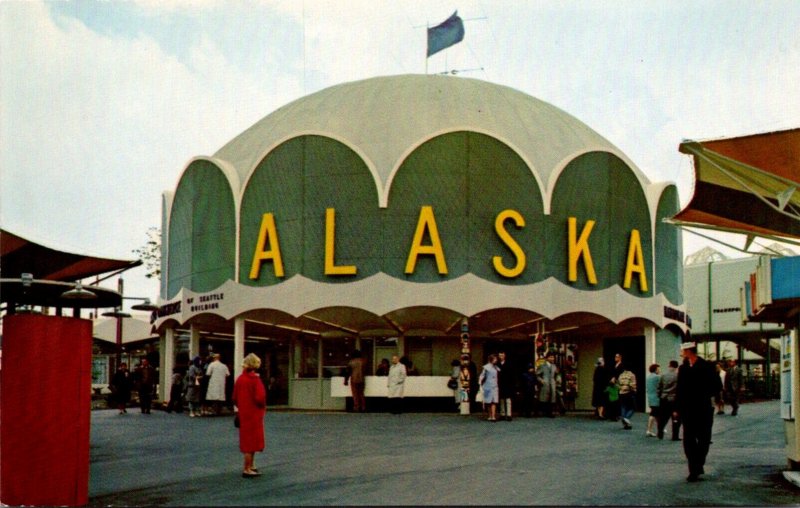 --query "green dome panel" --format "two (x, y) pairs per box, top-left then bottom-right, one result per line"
(240, 135), (381, 285)
(549, 152), (652, 295)
(167, 160), (235, 297)
(385, 131), (545, 283)
(656, 185), (683, 304)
